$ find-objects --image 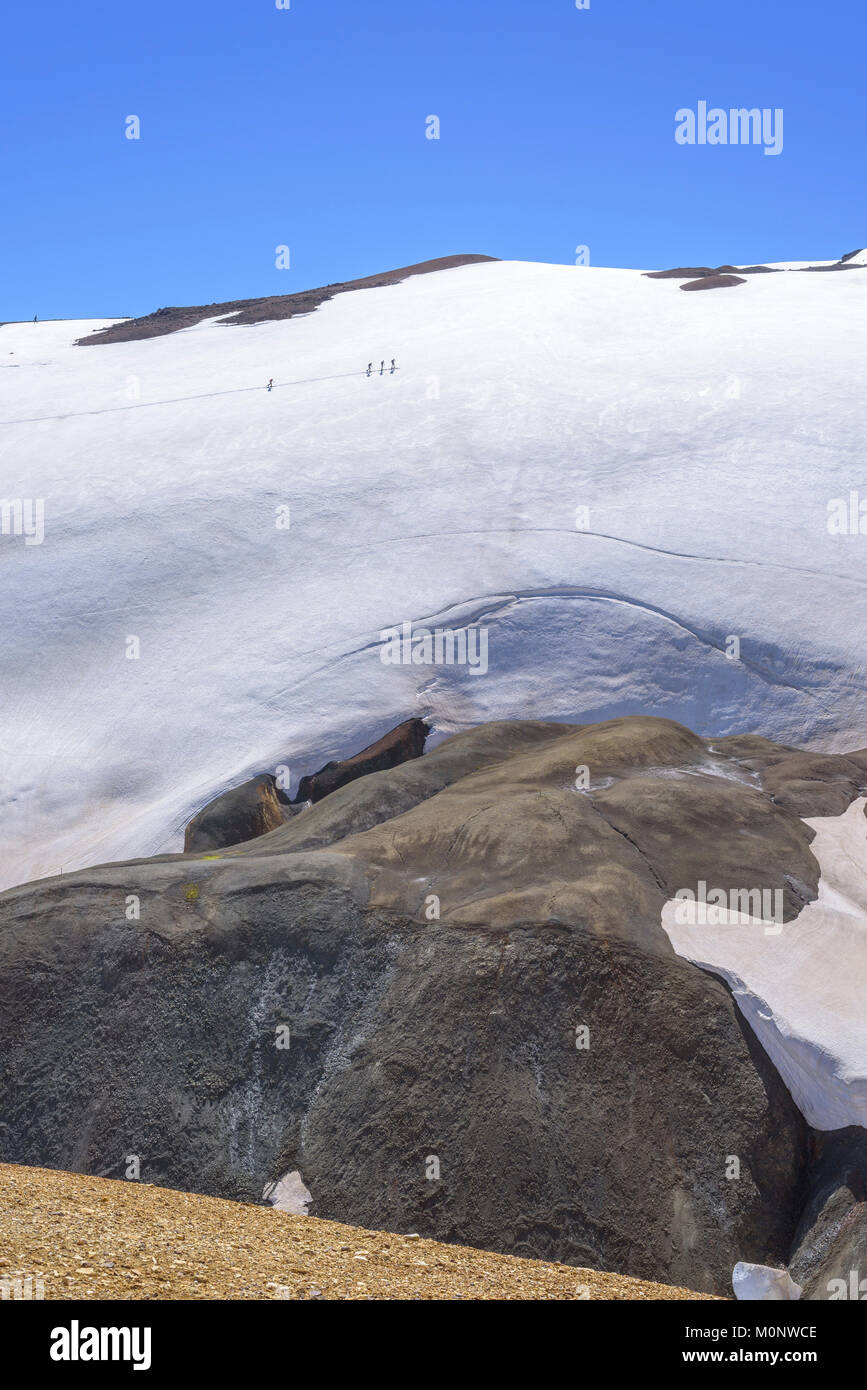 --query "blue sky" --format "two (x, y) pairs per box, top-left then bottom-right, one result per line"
(2, 0), (863, 320)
